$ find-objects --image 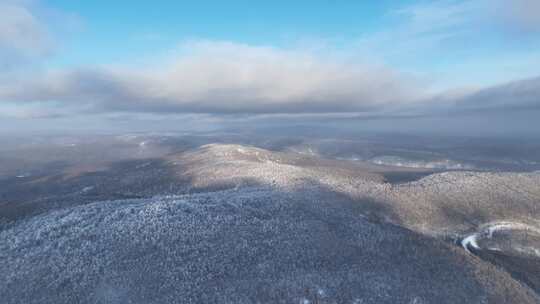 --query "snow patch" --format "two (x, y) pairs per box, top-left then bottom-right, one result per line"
(370, 156), (473, 170)
(515, 246), (540, 257)
(136, 162), (151, 169)
(81, 186), (95, 193)
(300, 298), (311, 304)
(461, 221), (540, 254)
(461, 234), (480, 253)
